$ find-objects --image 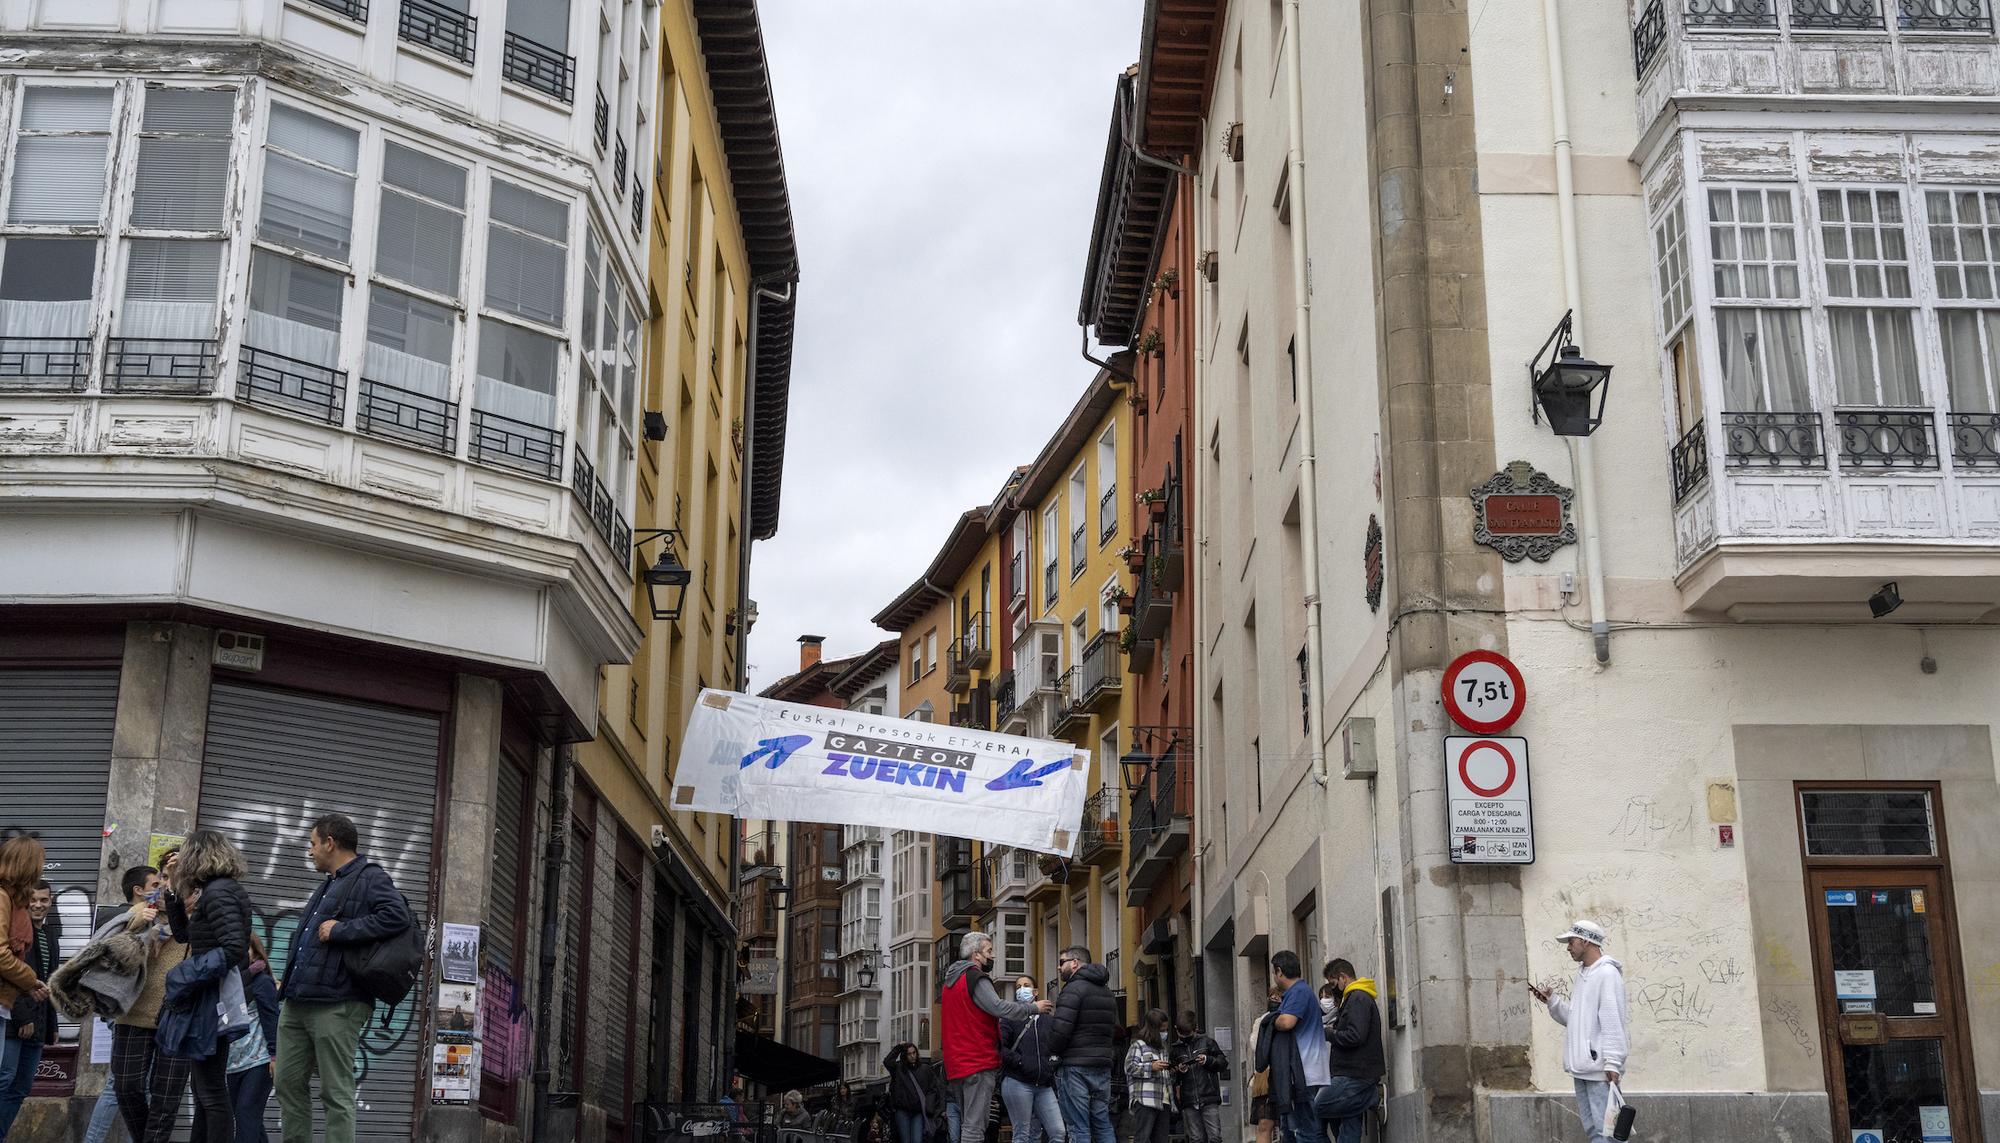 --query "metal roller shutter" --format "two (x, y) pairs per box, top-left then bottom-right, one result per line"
(0, 668), (118, 1042)
(199, 681), (441, 1143)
